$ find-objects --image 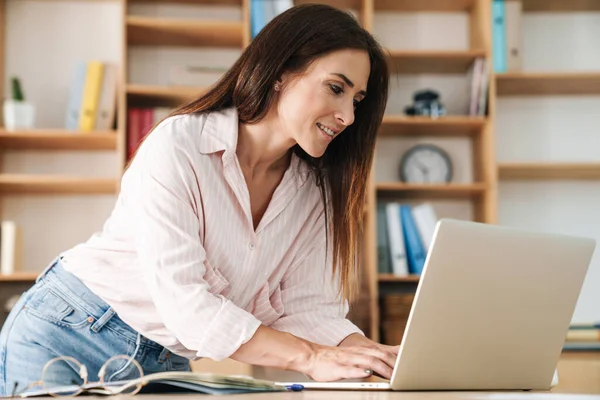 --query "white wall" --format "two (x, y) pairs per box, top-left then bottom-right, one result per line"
(3, 3), (599, 322)
(3, 0), (122, 272)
